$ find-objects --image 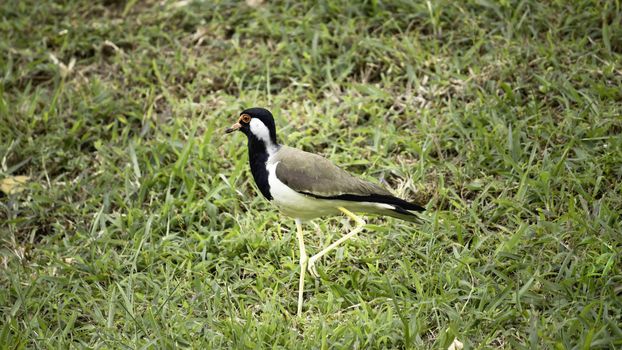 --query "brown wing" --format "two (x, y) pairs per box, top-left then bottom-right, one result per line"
(272, 146), (391, 197)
